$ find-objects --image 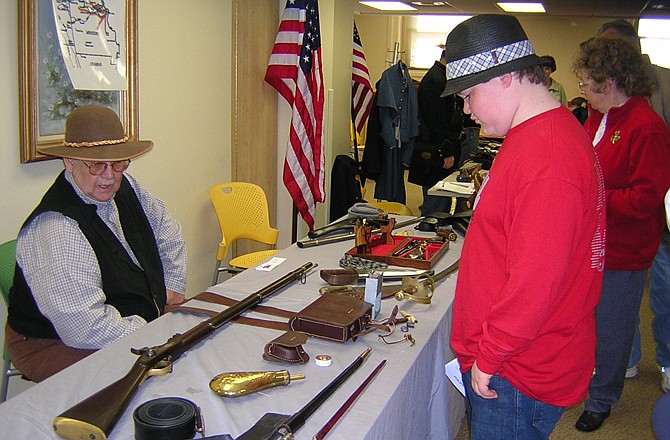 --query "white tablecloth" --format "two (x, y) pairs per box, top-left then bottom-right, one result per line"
(0, 219), (465, 439)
